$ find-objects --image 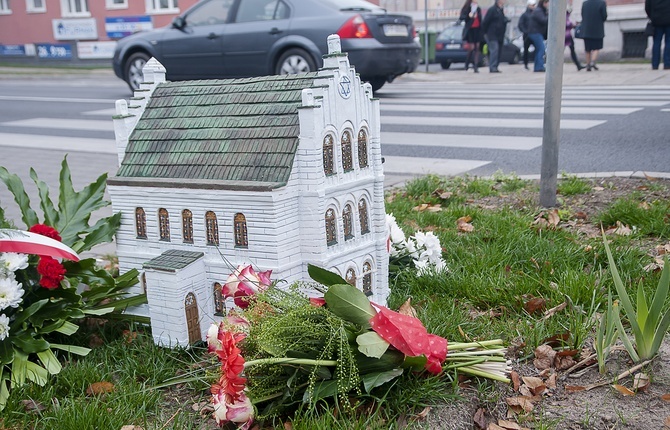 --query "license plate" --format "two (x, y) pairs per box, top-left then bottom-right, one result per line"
(383, 24), (409, 37)
(446, 43), (460, 49)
